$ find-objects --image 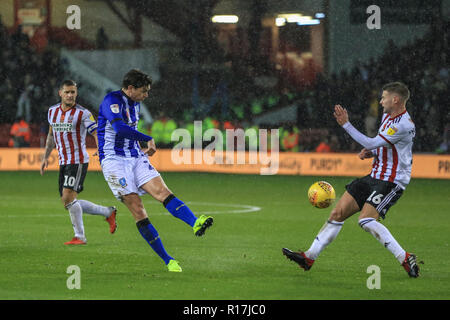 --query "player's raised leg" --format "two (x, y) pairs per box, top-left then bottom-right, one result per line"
(77, 200), (117, 234)
(140, 176), (213, 236)
(358, 204), (419, 277)
(283, 191), (360, 270)
(122, 193), (180, 271)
